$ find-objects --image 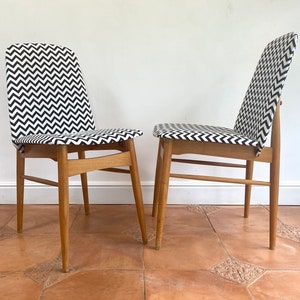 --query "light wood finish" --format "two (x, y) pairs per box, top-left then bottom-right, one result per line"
(78, 151), (89, 215)
(57, 146), (70, 273)
(22, 175), (58, 187)
(154, 139), (173, 250)
(244, 160), (254, 218)
(16, 140), (148, 272)
(153, 101), (282, 250)
(16, 151), (25, 233)
(152, 139), (163, 218)
(269, 100), (281, 250)
(126, 139), (148, 239)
